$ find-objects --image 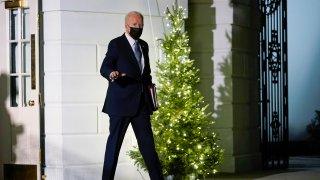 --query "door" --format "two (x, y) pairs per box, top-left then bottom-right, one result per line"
(0, 0), (40, 179)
